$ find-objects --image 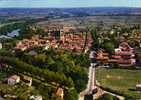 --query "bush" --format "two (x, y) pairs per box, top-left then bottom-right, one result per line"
(97, 93), (119, 100)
